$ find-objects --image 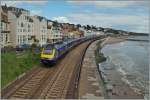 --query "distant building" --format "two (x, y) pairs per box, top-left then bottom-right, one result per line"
(0, 5), (10, 47)
(47, 20), (63, 43)
(51, 25), (63, 43)
(84, 30), (92, 36)
(61, 23), (84, 39)
(61, 23), (70, 39)
(47, 20), (53, 43)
